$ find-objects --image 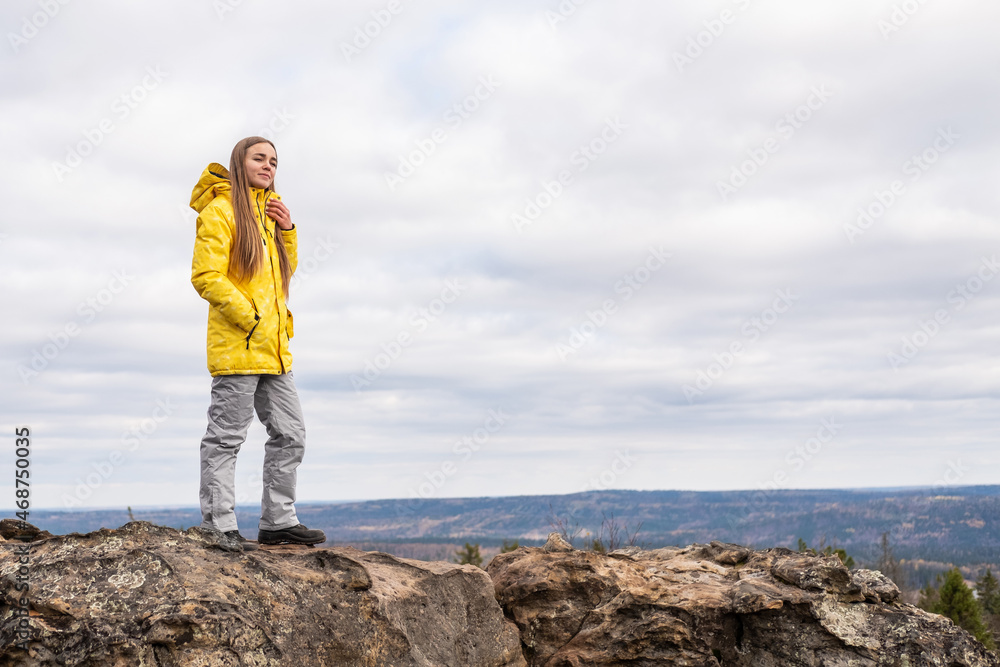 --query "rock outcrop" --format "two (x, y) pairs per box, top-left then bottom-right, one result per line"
(488, 534), (999, 666)
(3, 523), (997, 666)
(0, 521), (525, 666)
